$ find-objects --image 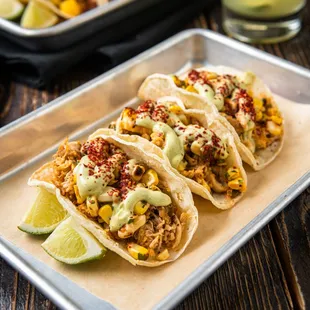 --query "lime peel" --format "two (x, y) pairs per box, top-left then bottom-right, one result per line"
(18, 187), (67, 235)
(21, 0), (58, 29)
(42, 217), (106, 264)
(0, 0), (24, 20)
